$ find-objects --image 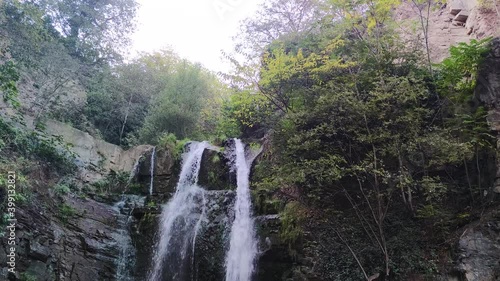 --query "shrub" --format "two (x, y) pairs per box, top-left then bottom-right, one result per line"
(158, 133), (190, 159)
(58, 203), (76, 223)
(280, 201), (308, 256)
(19, 272), (36, 281)
(53, 183), (71, 196)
